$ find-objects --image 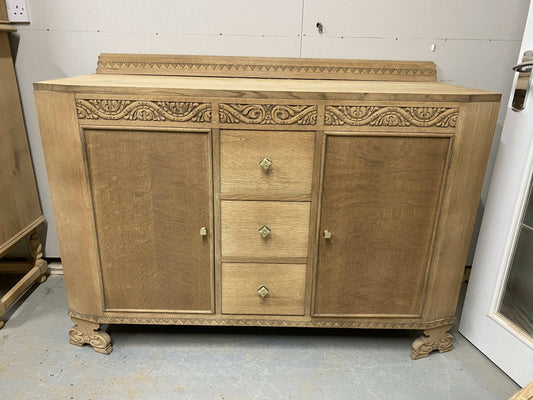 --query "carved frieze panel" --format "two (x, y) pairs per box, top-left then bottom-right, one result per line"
(325, 105), (459, 128)
(76, 99), (211, 122)
(219, 103), (317, 125)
